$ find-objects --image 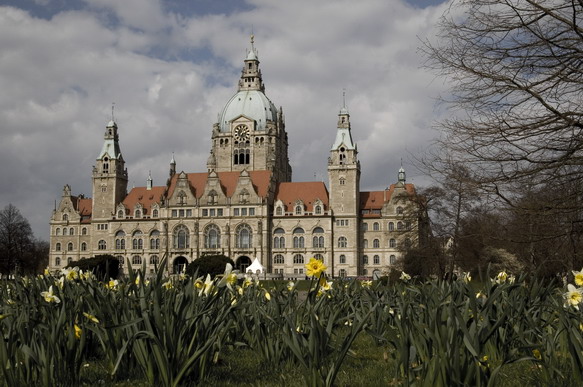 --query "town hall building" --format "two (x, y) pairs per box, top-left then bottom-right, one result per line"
(49, 38), (427, 278)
